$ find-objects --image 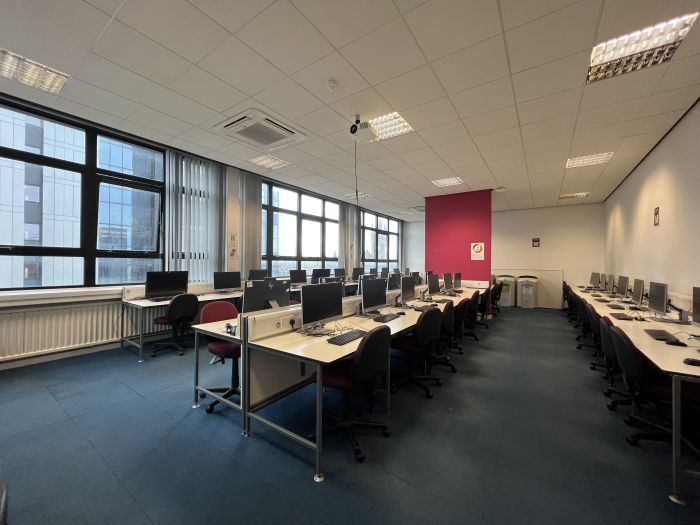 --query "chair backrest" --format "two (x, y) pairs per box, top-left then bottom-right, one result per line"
(440, 300), (454, 335)
(585, 304), (601, 341)
(413, 307), (442, 347)
(352, 325), (391, 386)
(466, 290), (480, 321)
(599, 317), (618, 367)
(201, 300), (238, 324)
(609, 326), (661, 394)
(478, 288), (491, 314)
(453, 297), (469, 327)
(0, 469), (6, 525)
(166, 294), (199, 323)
